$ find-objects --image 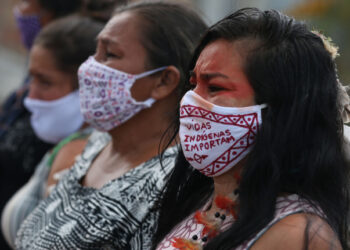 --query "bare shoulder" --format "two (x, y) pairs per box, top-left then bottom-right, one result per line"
(251, 213), (342, 250)
(52, 139), (88, 170)
(46, 139), (88, 194)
